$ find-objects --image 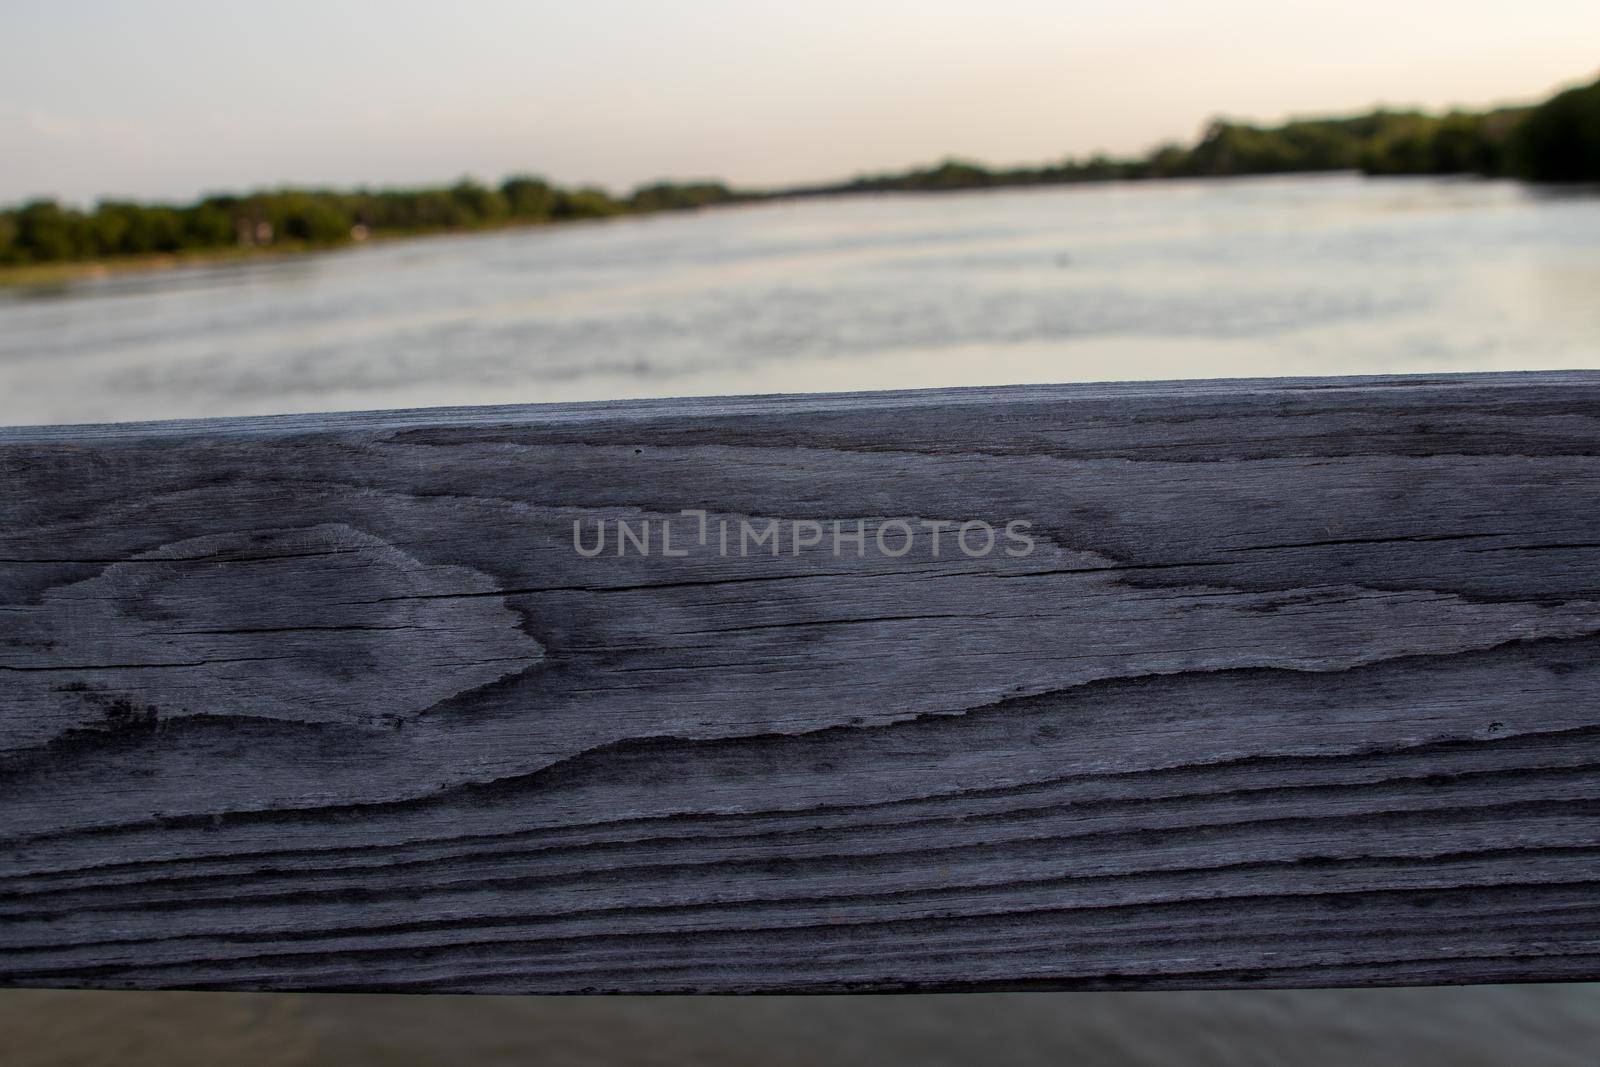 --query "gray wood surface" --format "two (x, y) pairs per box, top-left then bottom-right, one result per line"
(4, 370), (1600, 992)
